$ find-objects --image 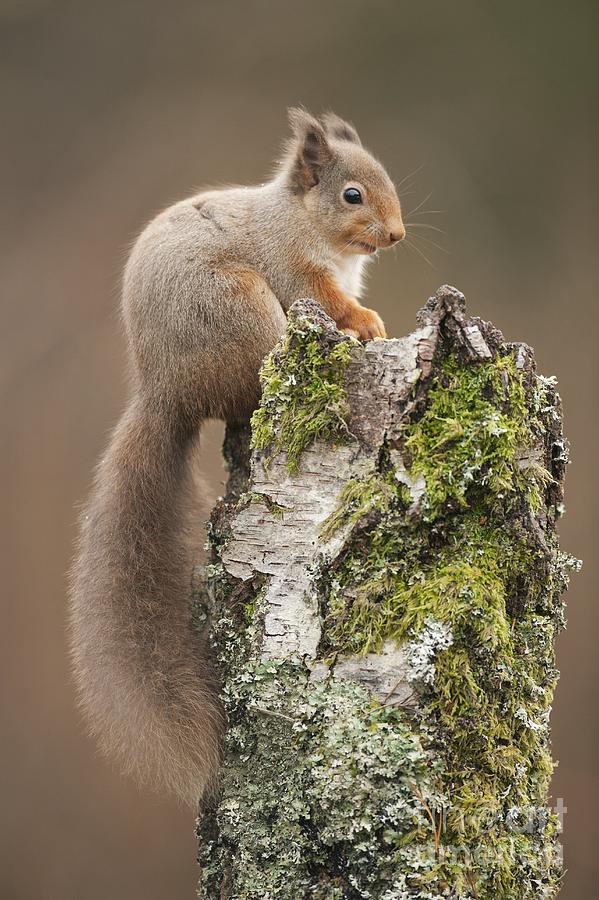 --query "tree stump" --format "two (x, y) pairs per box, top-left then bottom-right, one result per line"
(196, 286), (577, 899)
